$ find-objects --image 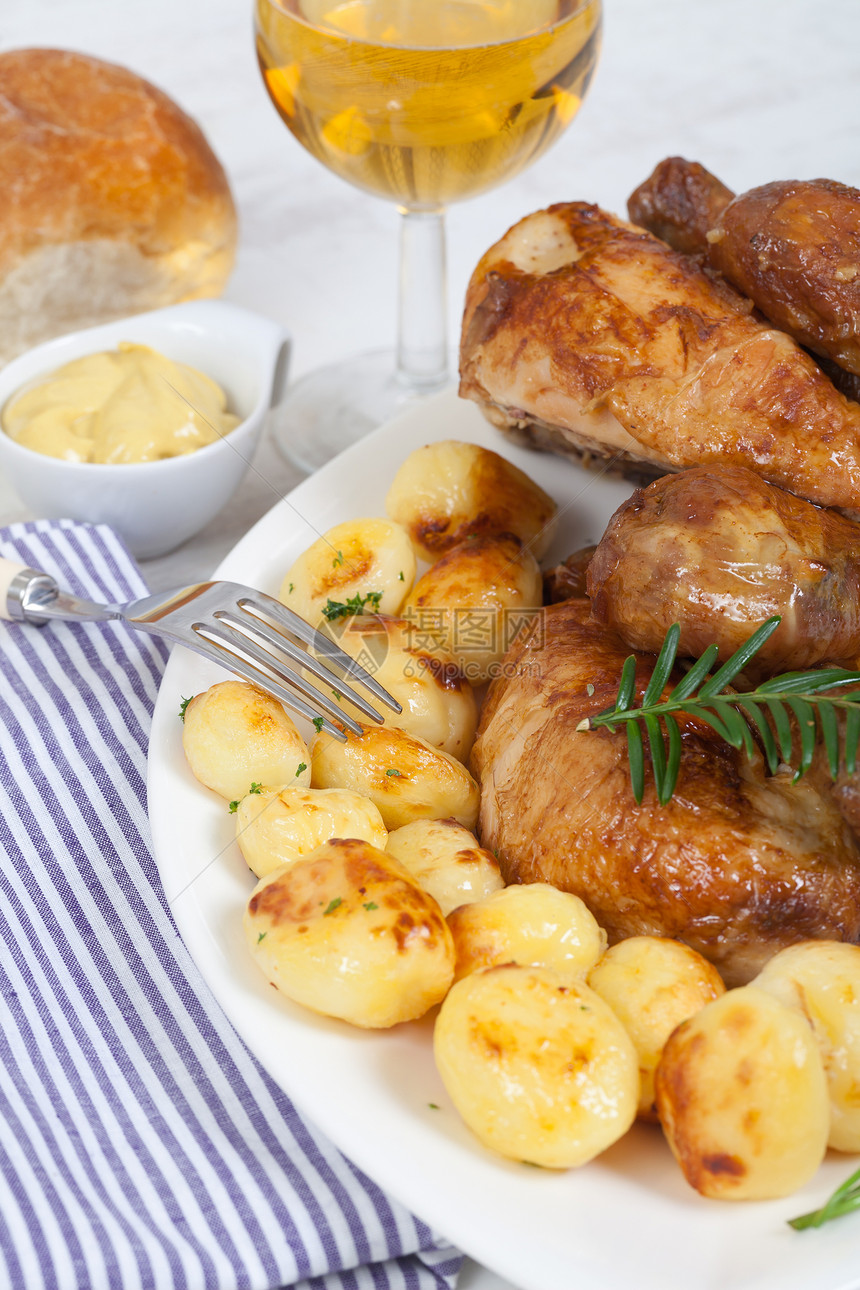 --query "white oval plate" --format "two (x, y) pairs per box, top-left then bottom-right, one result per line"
(148, 388), (860, 1290)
